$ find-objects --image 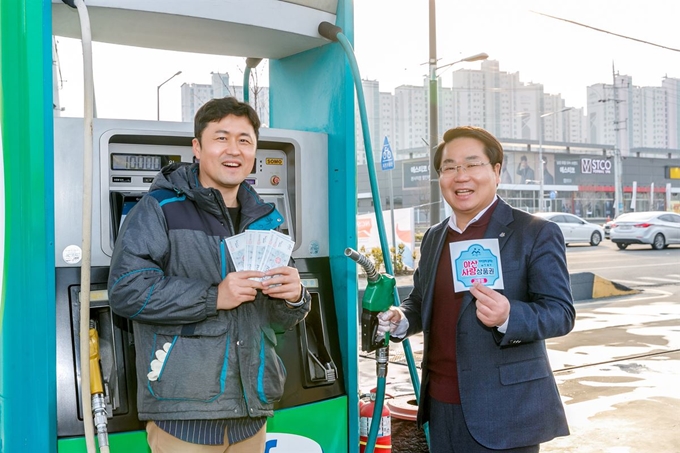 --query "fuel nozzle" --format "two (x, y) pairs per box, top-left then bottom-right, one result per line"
(345, 248), (396, 353)
(89, 320), (109, 449)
